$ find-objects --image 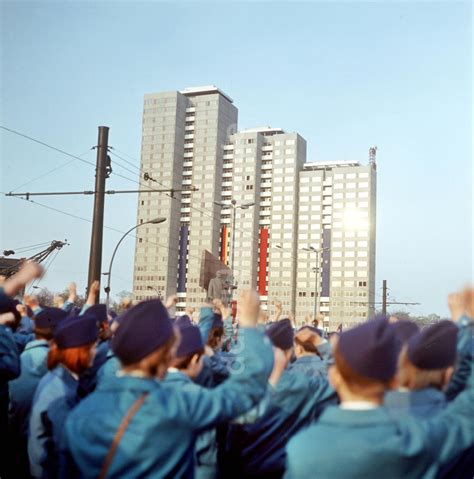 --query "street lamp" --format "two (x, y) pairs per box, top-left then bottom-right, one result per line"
(214, 199), (255, 300)
(302, 246), (330, 322)
(104, 217), (166, 309)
